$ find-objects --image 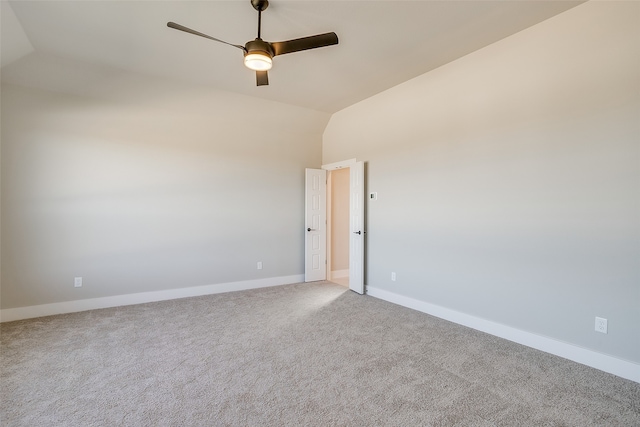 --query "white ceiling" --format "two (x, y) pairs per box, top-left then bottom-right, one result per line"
(1, 0), (583, 113)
